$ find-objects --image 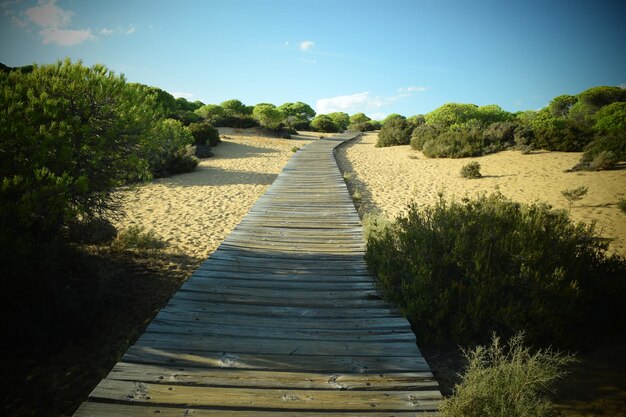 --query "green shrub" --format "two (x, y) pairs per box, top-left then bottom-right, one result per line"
(365, 193), (626, 348)
(421, 128), (486, 158)
(187, 122), (220, 147)
(362, 212), (391, 242)
(460, 161), (482, 178)
(588, 150), (617, 170)
(112, 226), (166, 251)
(561, 186), (588, 212)
(440, 332), (576, 417)
(141, 119), (198, 177)
(0, 59), (156, 252)
(311, 115), (340, 133)
(376, 117), (412, 147)
(618, 199), (626, 214)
